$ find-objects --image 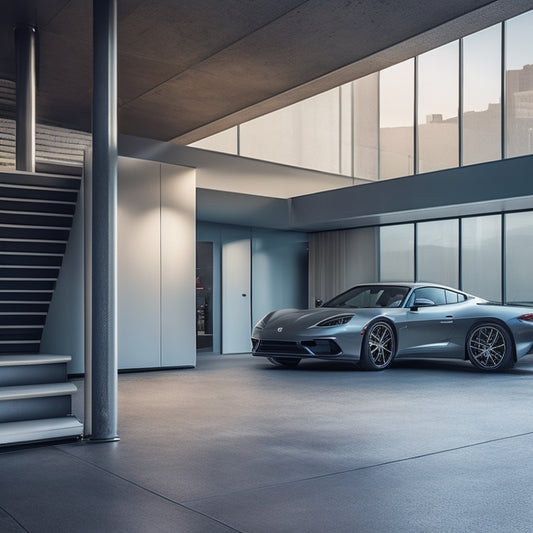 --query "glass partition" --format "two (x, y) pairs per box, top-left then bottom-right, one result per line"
(416, 219), (459, 287)
(379, 224), (415, 281)
(417, 41), (459, 173)
(461, 215), (502, 302)
(505, 212), (533, 304)
(240, 88), (341, 174)
(353, 73), (379, 180)
(380, 59), (414, 179)
(505, 11), (533, 158)
(463, 25), (502, 165)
